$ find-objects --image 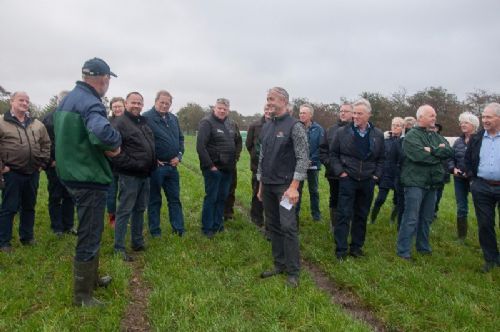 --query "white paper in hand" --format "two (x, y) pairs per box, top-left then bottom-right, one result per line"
(280, 196), (293, 210)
